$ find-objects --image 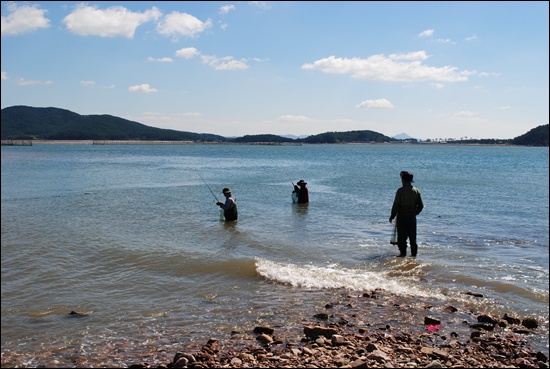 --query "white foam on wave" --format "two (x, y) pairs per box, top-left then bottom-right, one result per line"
(255, 257), (445, 299)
